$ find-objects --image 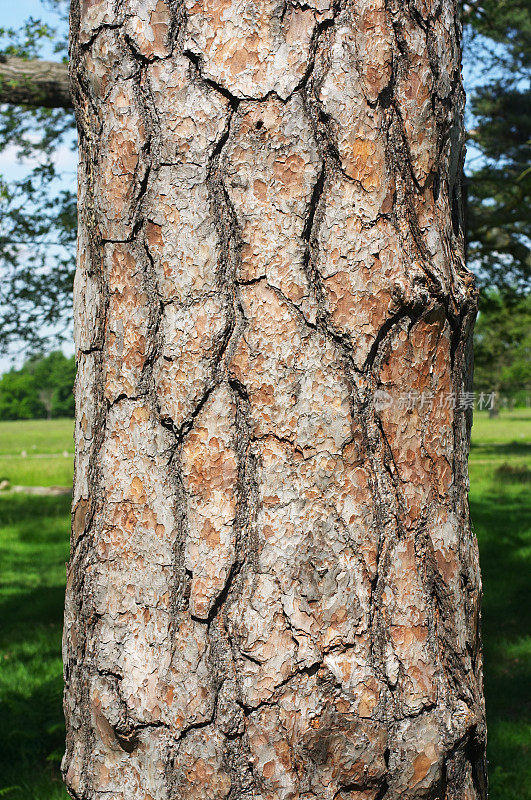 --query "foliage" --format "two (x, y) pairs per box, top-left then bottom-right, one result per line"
(464, 1), (531, 300)
(466, 82), (530, 297)
(0, 350), (75, 420)
(0, 372), (43, 420)
(473, 291), (531, 402)
(0, 1), (76, 356)
(461, 3), (531, 399)
(463, 0), (531, 67)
